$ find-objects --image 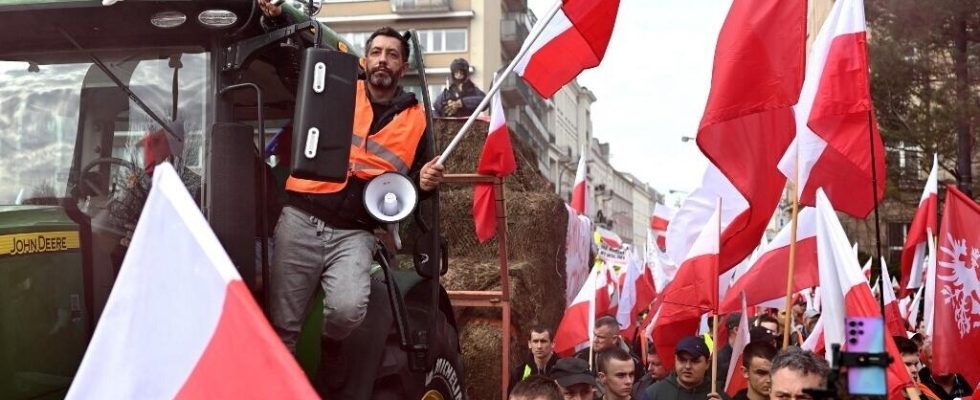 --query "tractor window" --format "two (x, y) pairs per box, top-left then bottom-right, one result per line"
(0, 50), (210, 209)
(0, 61), (82, 204)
